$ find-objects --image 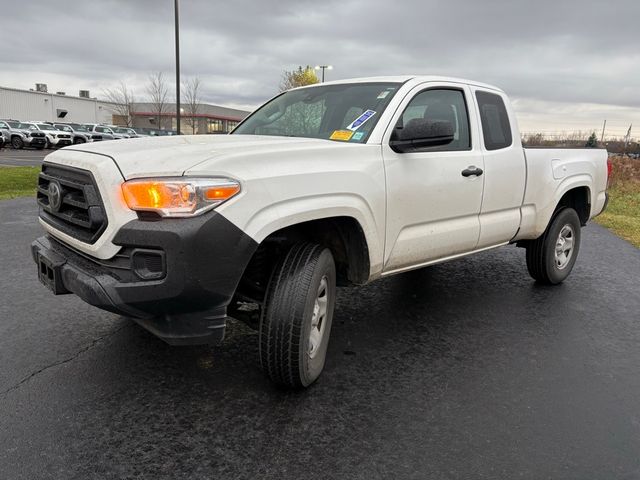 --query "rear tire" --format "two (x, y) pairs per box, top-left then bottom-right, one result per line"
(11, 137), (24, 149)
(259, 243), (336, 388)
(526, 208), (581, 285)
